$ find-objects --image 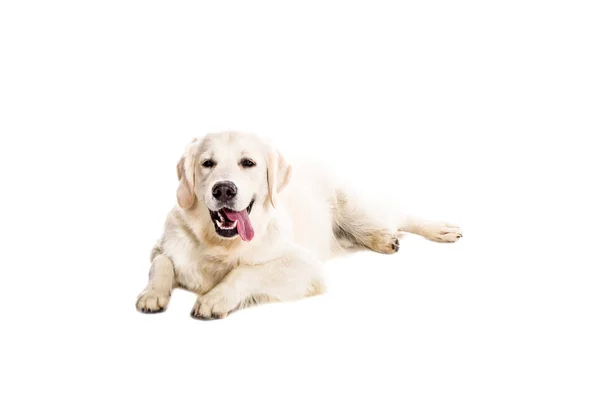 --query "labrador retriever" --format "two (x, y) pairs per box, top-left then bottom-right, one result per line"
(136, 131), (462, 319)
